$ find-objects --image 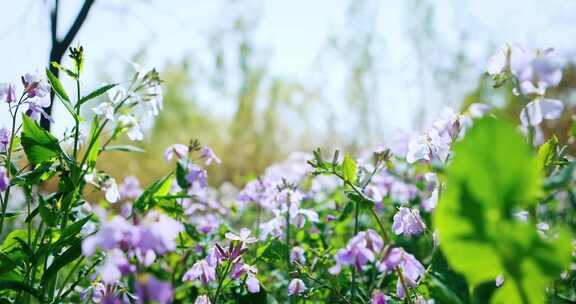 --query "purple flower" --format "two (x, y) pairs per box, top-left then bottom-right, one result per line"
(288, 278), (307, 296)
(136, 275), (173, 304)
(329, 230), (383, 274)
(97, 249), (135, 284)
(371, 291), (387, 304)
(200, 146), (221, 165)
(0, 83), (16, 103)
(119, 176), (143, 200)
(137, 212), (184, 254)
(0, 167), (9, 192)
(392, 207), (426, 237)
(82, 216), (139, 256)
(380, 248), (426, 299)
(164, 144), (189, 162)
(183, 260), (216, 284)
(25, 98), (52, 122)
(186, 164), (208, 188)
(229, 263), (260, 293)
(290, 247), (306, 264)
(225, 228), (257, 244)
(22, 73), (50, 98)
(195, 295), (211, 304)
(0, 128), (9, 153)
